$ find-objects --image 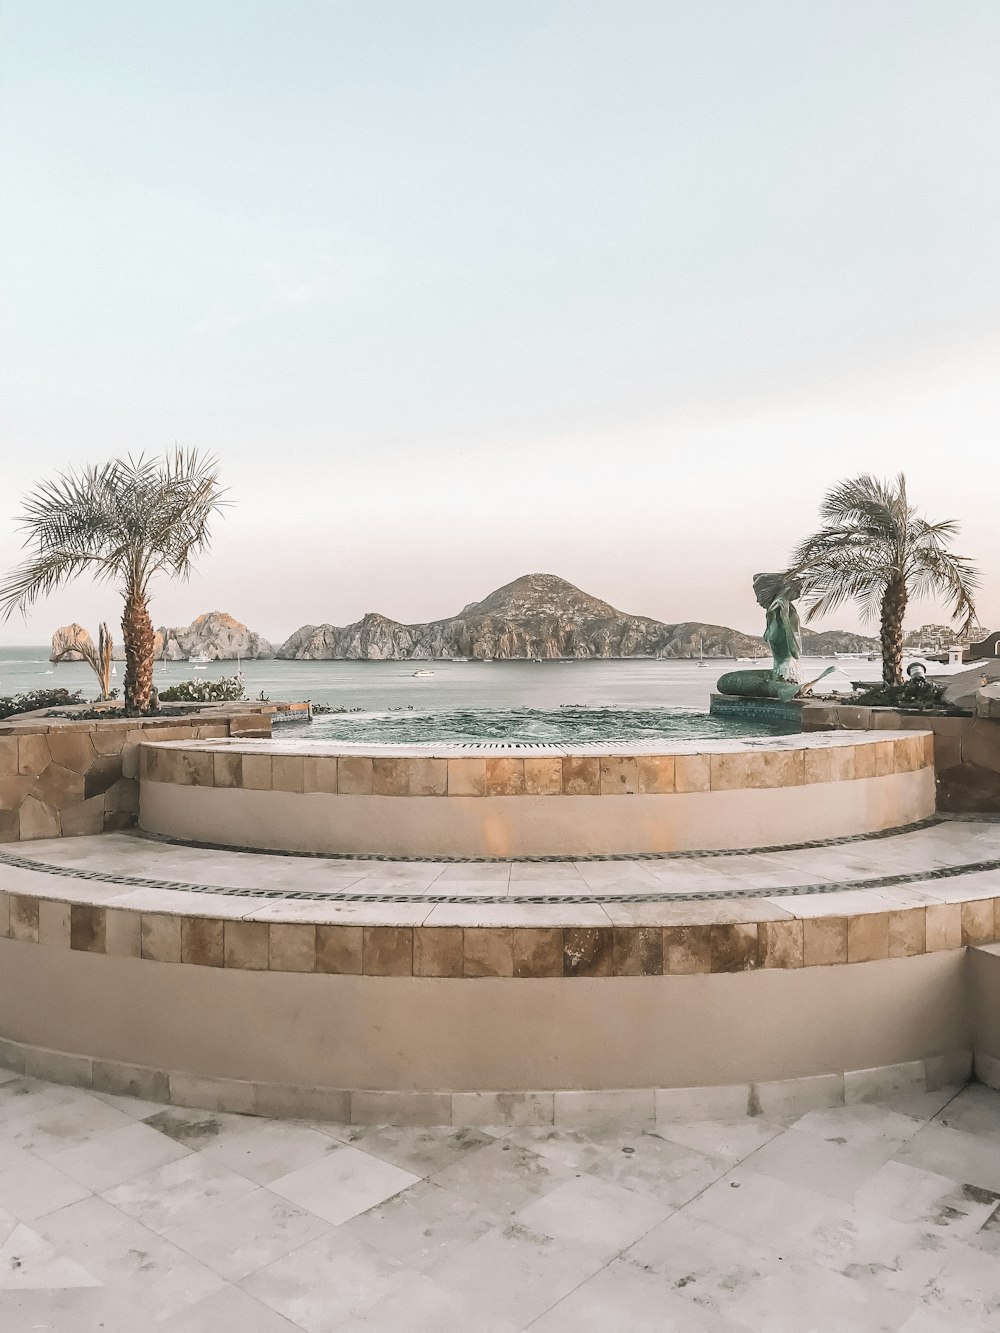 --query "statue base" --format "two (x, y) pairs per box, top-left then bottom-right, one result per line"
(709, 692), (807, 728)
